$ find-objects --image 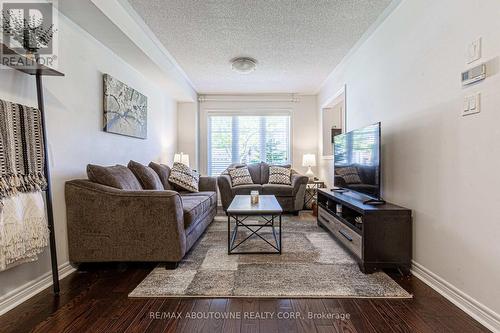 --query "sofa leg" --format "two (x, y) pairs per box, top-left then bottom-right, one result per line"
(164, 262), (179, 270)
(292, 211), (300, 216)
